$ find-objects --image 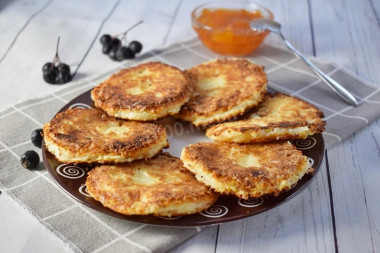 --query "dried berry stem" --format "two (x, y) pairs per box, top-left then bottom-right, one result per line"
(116, 20), (143, 42)
(52, 37), (61, 66)
(56, 36), (60, 57)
